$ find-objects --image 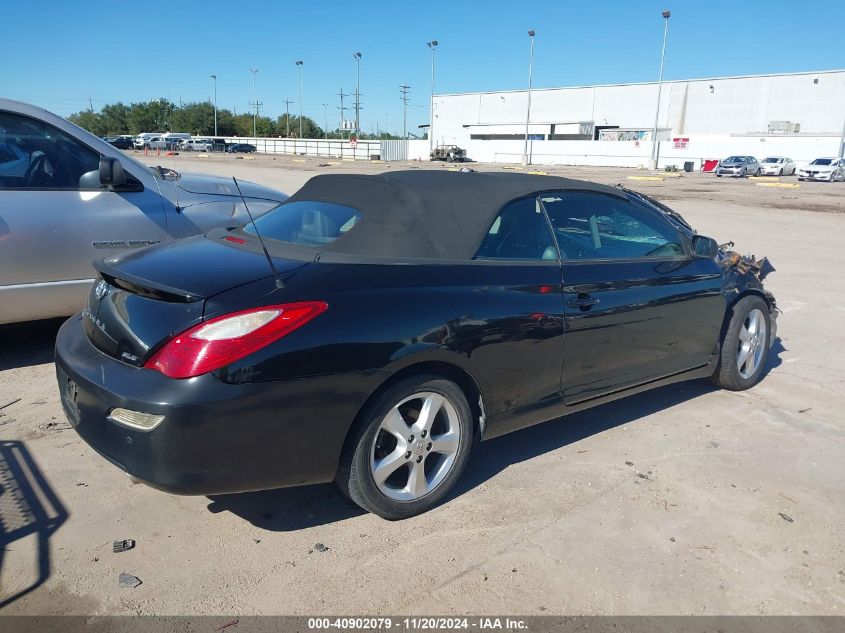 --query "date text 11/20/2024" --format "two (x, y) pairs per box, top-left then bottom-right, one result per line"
(307, 618), (528, 630)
